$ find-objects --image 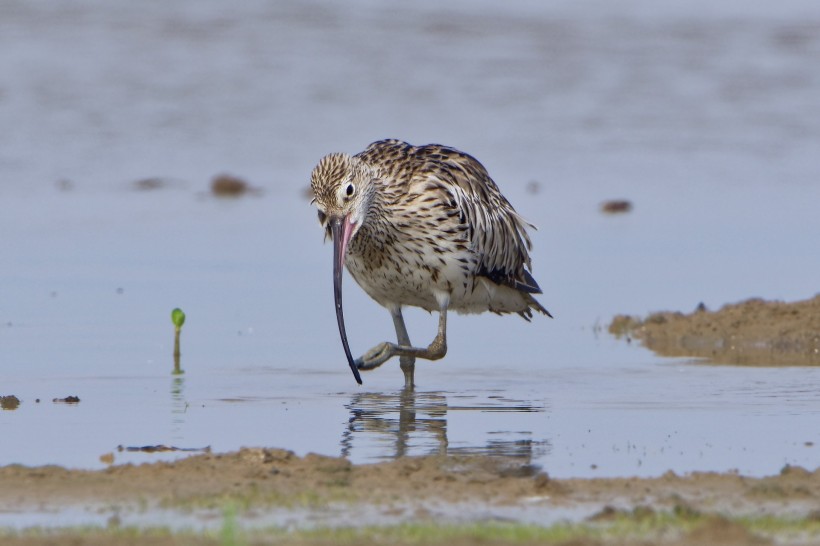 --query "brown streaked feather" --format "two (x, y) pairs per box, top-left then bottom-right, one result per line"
(357, 139), (540, 297)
